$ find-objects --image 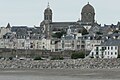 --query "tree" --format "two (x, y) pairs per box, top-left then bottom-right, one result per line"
(51, 57), (64, 60)
(9, 57), (13, 60)
(71, 51), (85, 59)
(96, 32), (103, 35)
(82, 28), (89, 35)
(34, 56), (42, 60)
(113, 30), (119, 33)
(52, 30), (66, 38)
